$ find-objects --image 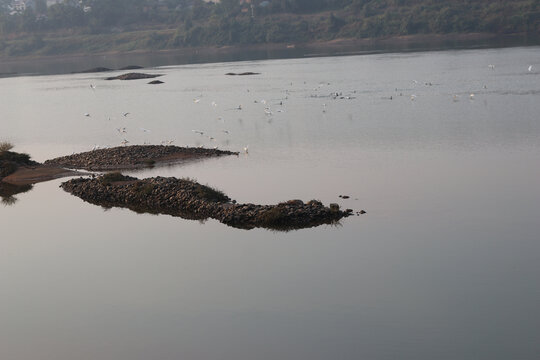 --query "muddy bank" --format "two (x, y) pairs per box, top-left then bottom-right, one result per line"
(45, 145), (239, 171)
(61, 174), (351, 231)
(2, 166), (80, 185)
